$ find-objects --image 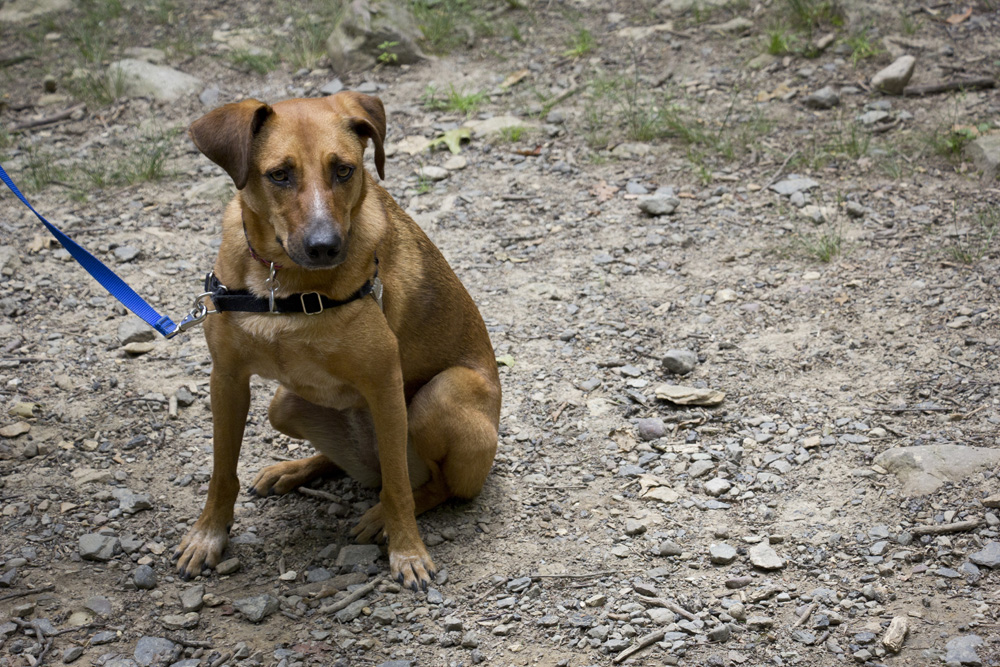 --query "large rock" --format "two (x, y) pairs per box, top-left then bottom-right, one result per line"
(965, 134), (1000, 183)
(874, 445), (1000, 495)
(109, 60), (202, 102)
(944, 635), (983, 666)
(0, 0), (71, 23)
(871, 55), (916, 95)
(327, 0), (425, 73)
